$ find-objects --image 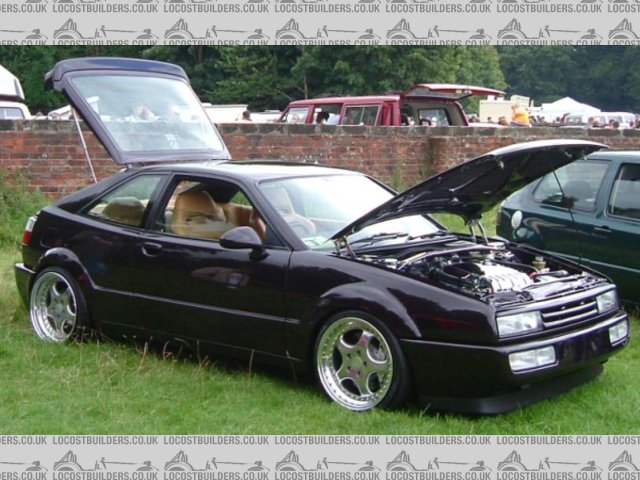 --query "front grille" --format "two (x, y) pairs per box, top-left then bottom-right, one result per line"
(541, 297), (599, 326)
